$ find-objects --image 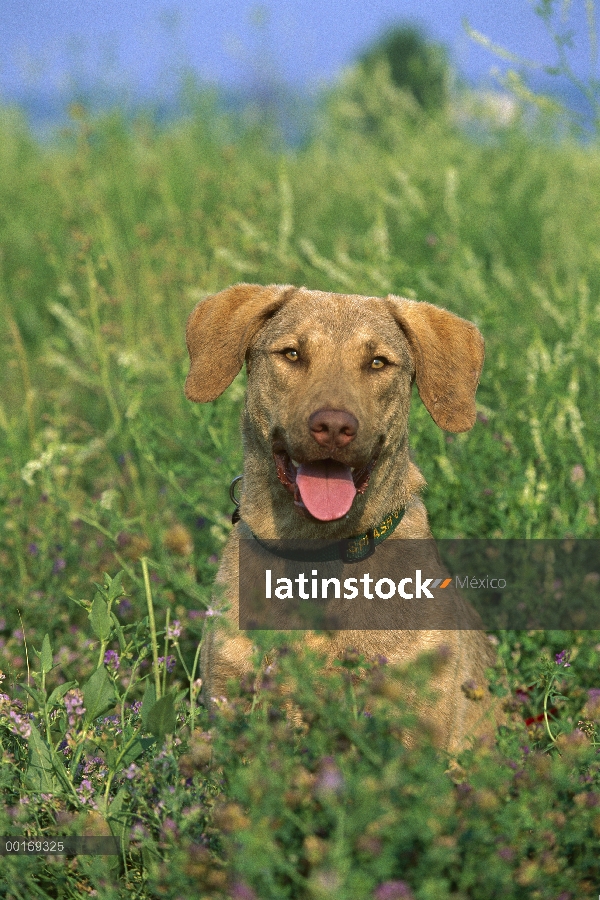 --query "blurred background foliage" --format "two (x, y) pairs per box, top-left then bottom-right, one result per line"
(358, 24), (450, 113)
